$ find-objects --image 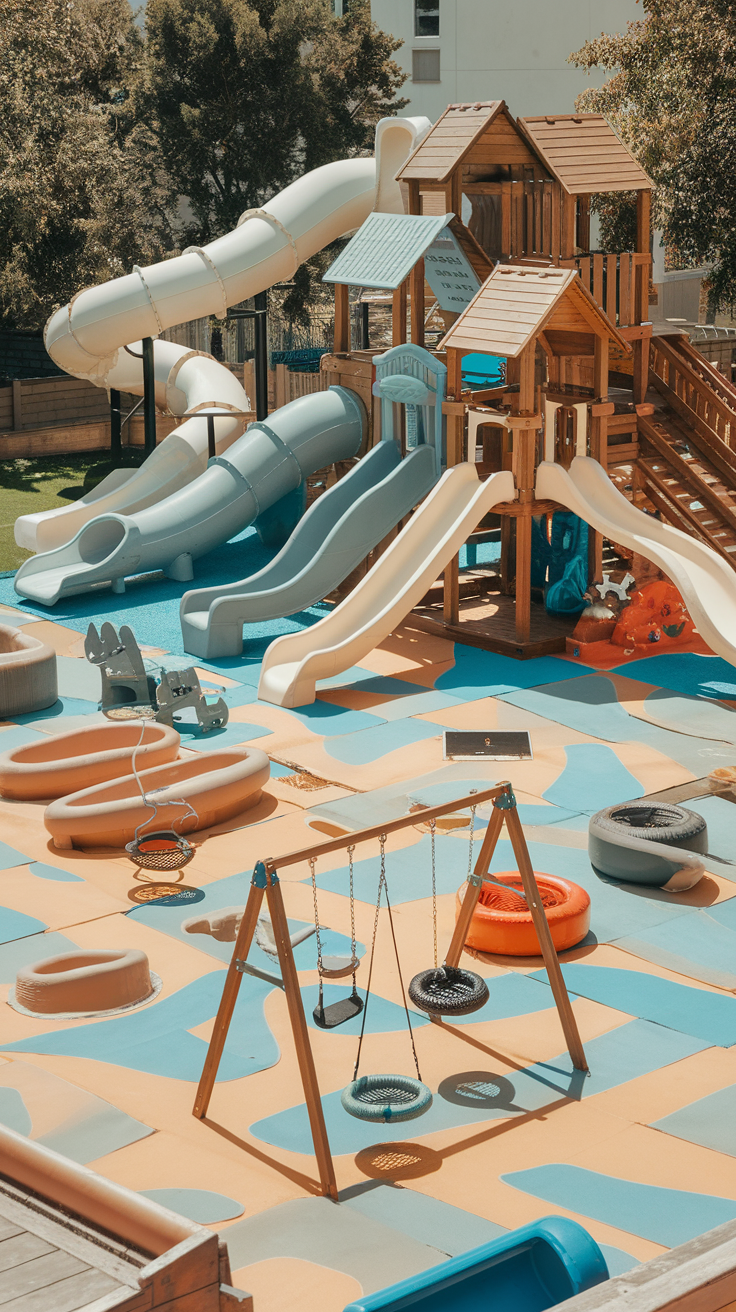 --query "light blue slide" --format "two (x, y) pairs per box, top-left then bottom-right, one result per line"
(179, 439), (438, 658)
(14, 388), (365, 605)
